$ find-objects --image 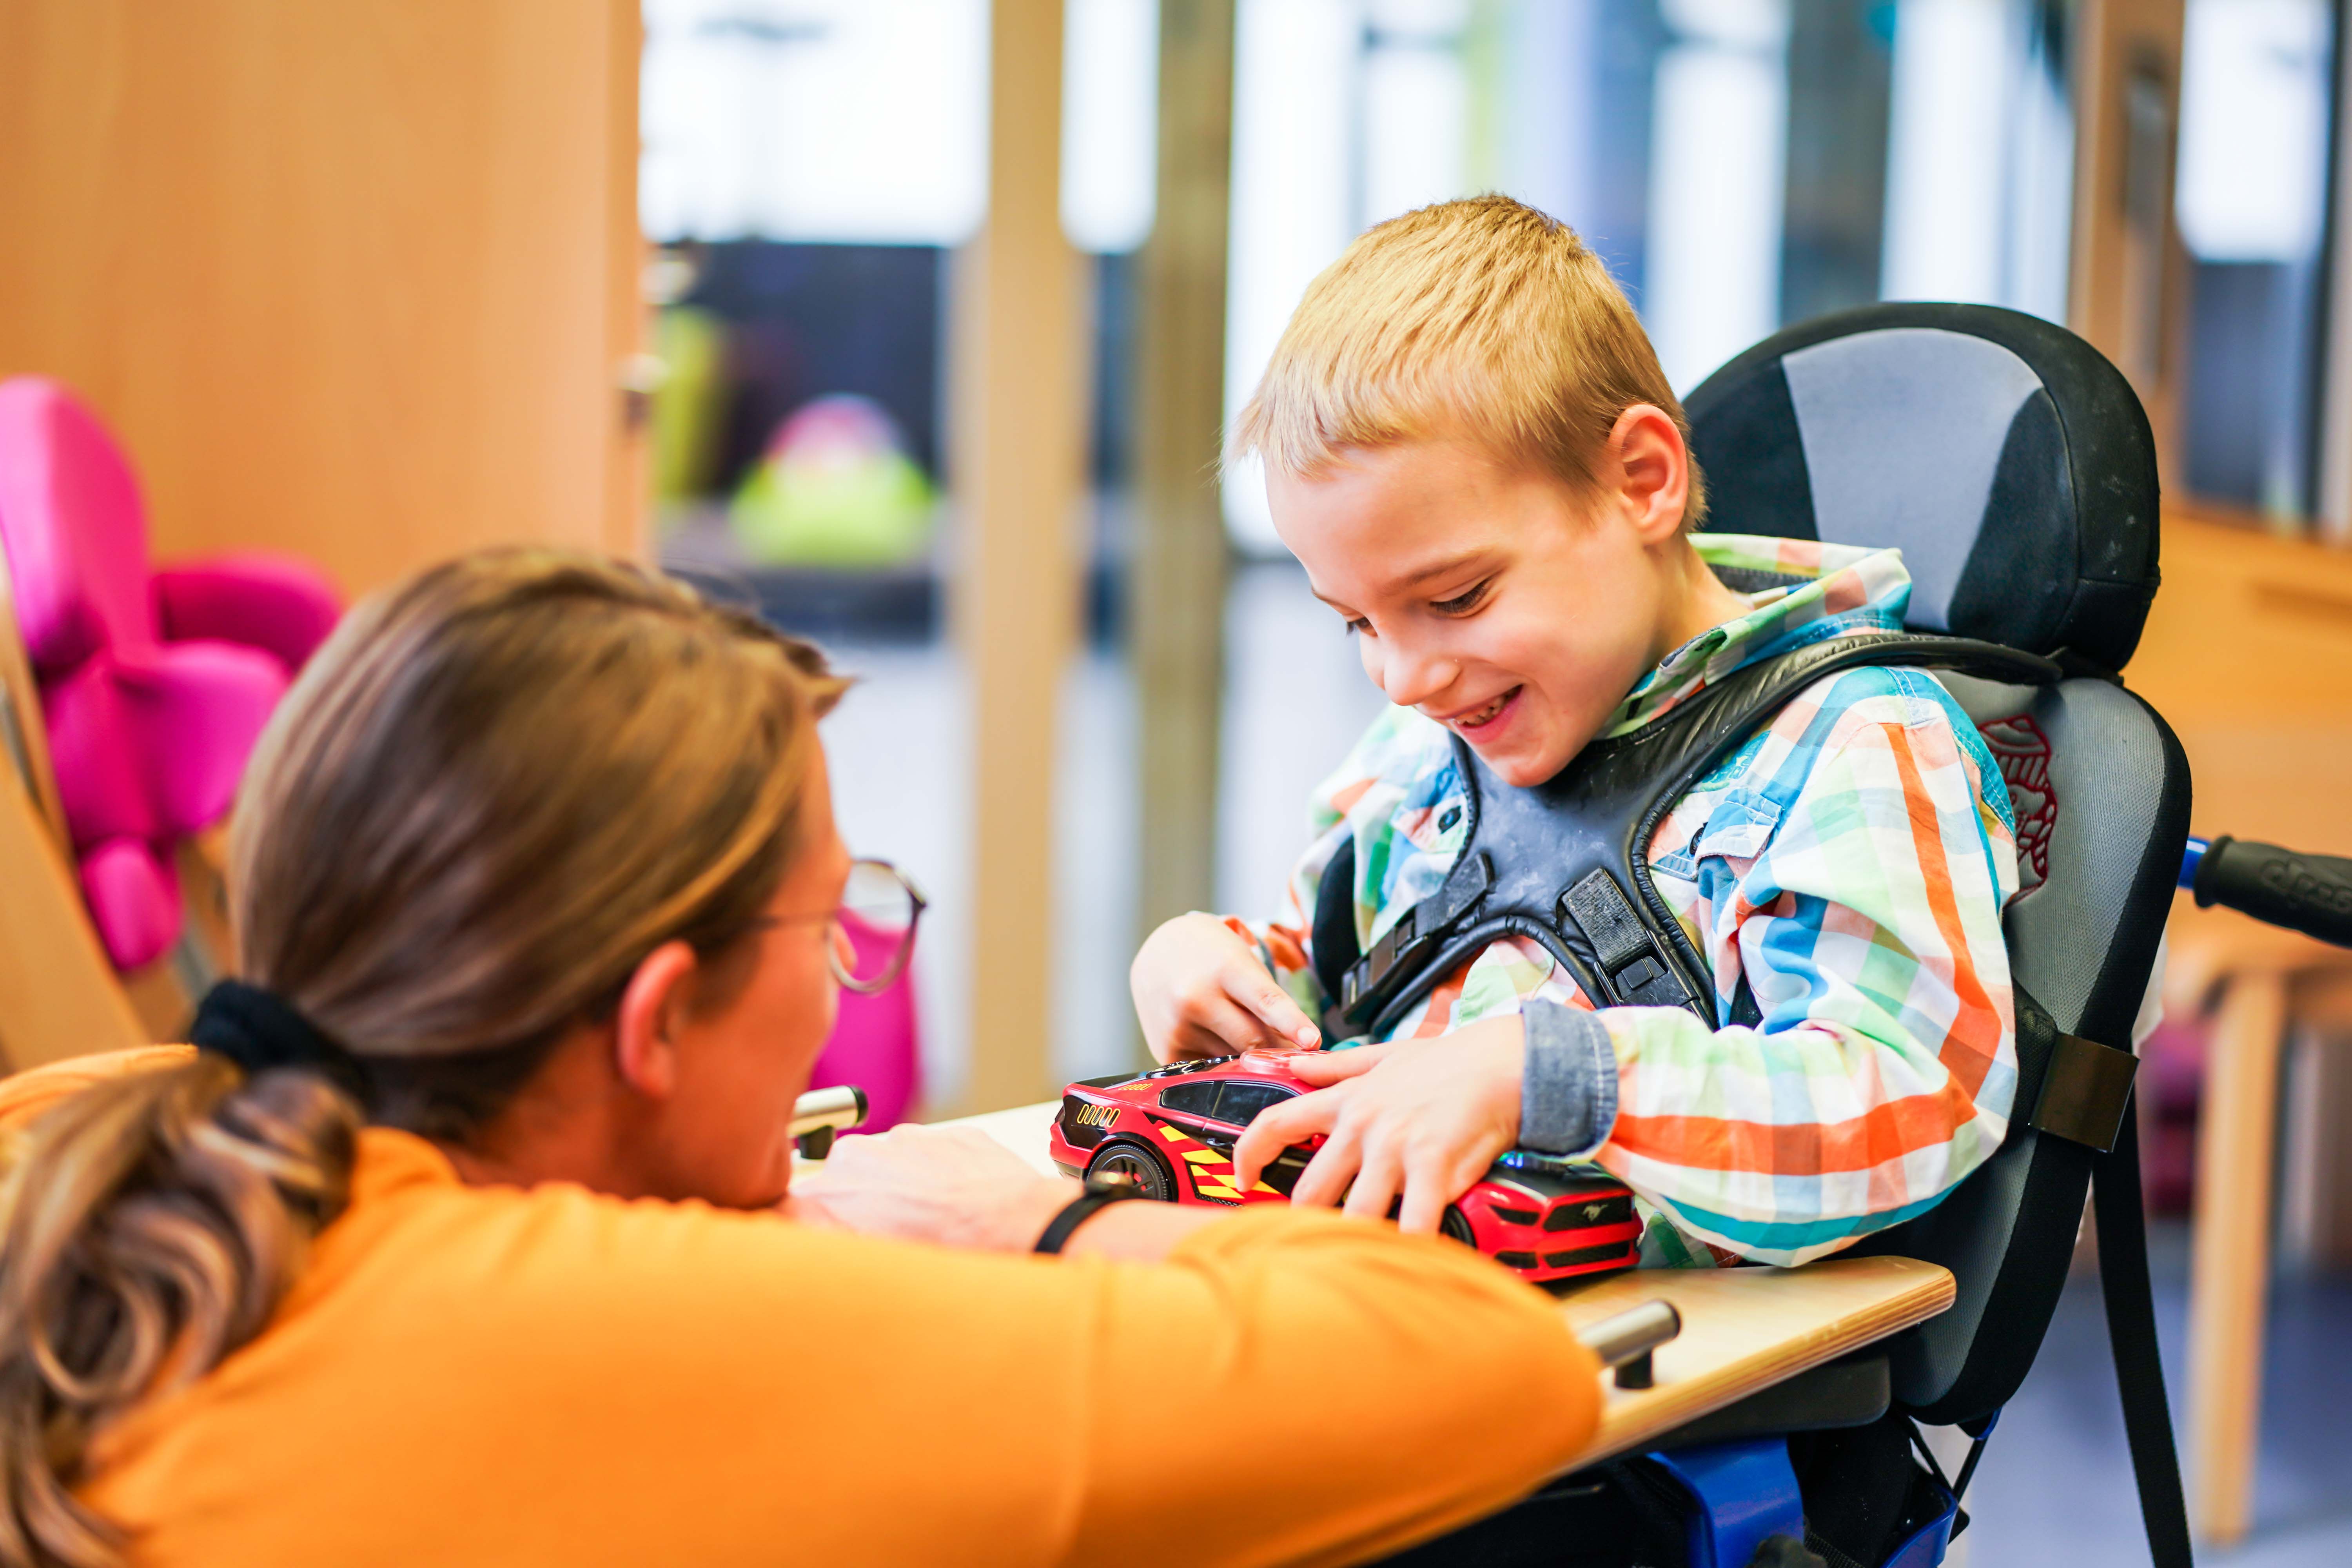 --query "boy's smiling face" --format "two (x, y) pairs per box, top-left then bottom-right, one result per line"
(1269, 413), (1747, 788)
